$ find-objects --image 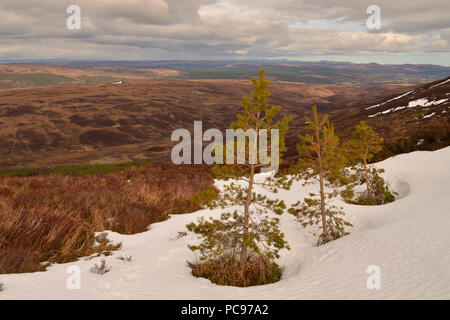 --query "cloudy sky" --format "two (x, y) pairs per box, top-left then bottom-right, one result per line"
(0, 0), (449, 65)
